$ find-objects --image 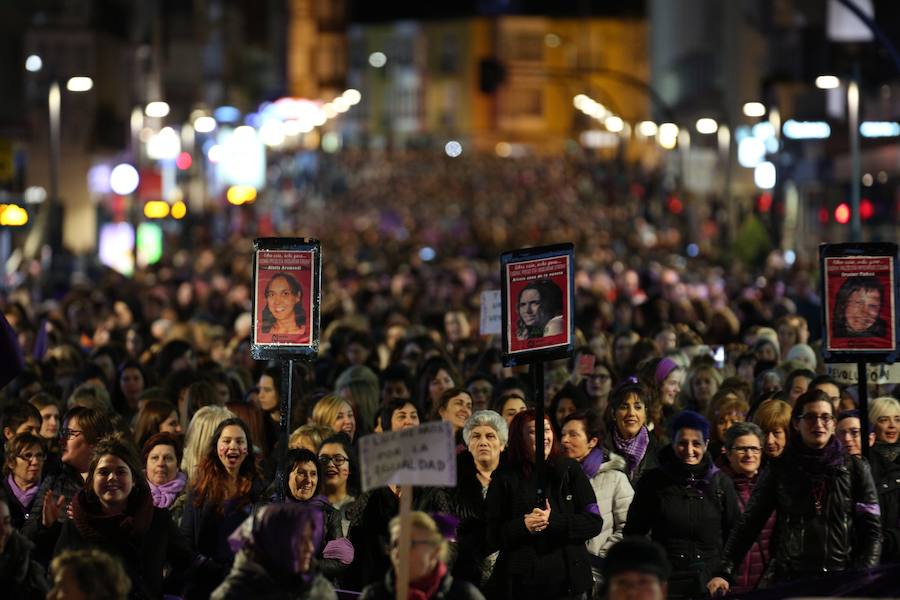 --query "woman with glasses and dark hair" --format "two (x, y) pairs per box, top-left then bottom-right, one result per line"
(484, 409), (602, 600)
(180, 417), (263, 600)
(258, 273), (308, 345)
(317, 433), (357, 539)
(604, 378), (661, 483)
(2, 432), (46, 529)
(708, 389), (882, 594)
(831, 275), (887, 338)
